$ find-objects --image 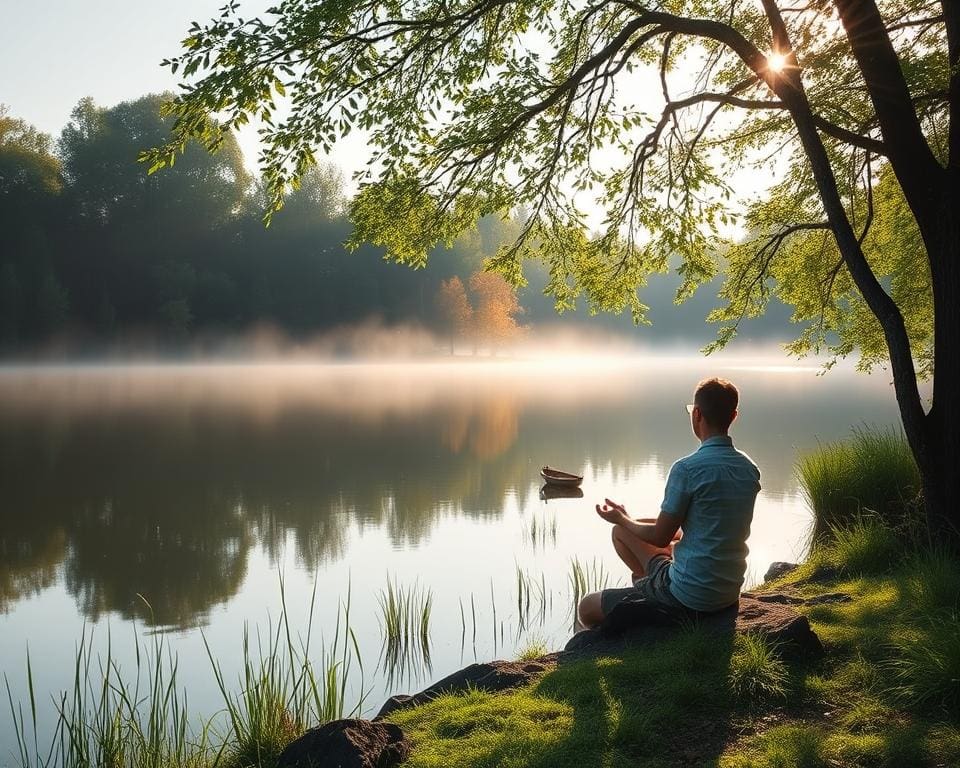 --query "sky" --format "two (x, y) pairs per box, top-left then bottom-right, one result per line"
(1, 0), (783, 230)
(0, 0), (369, 180)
